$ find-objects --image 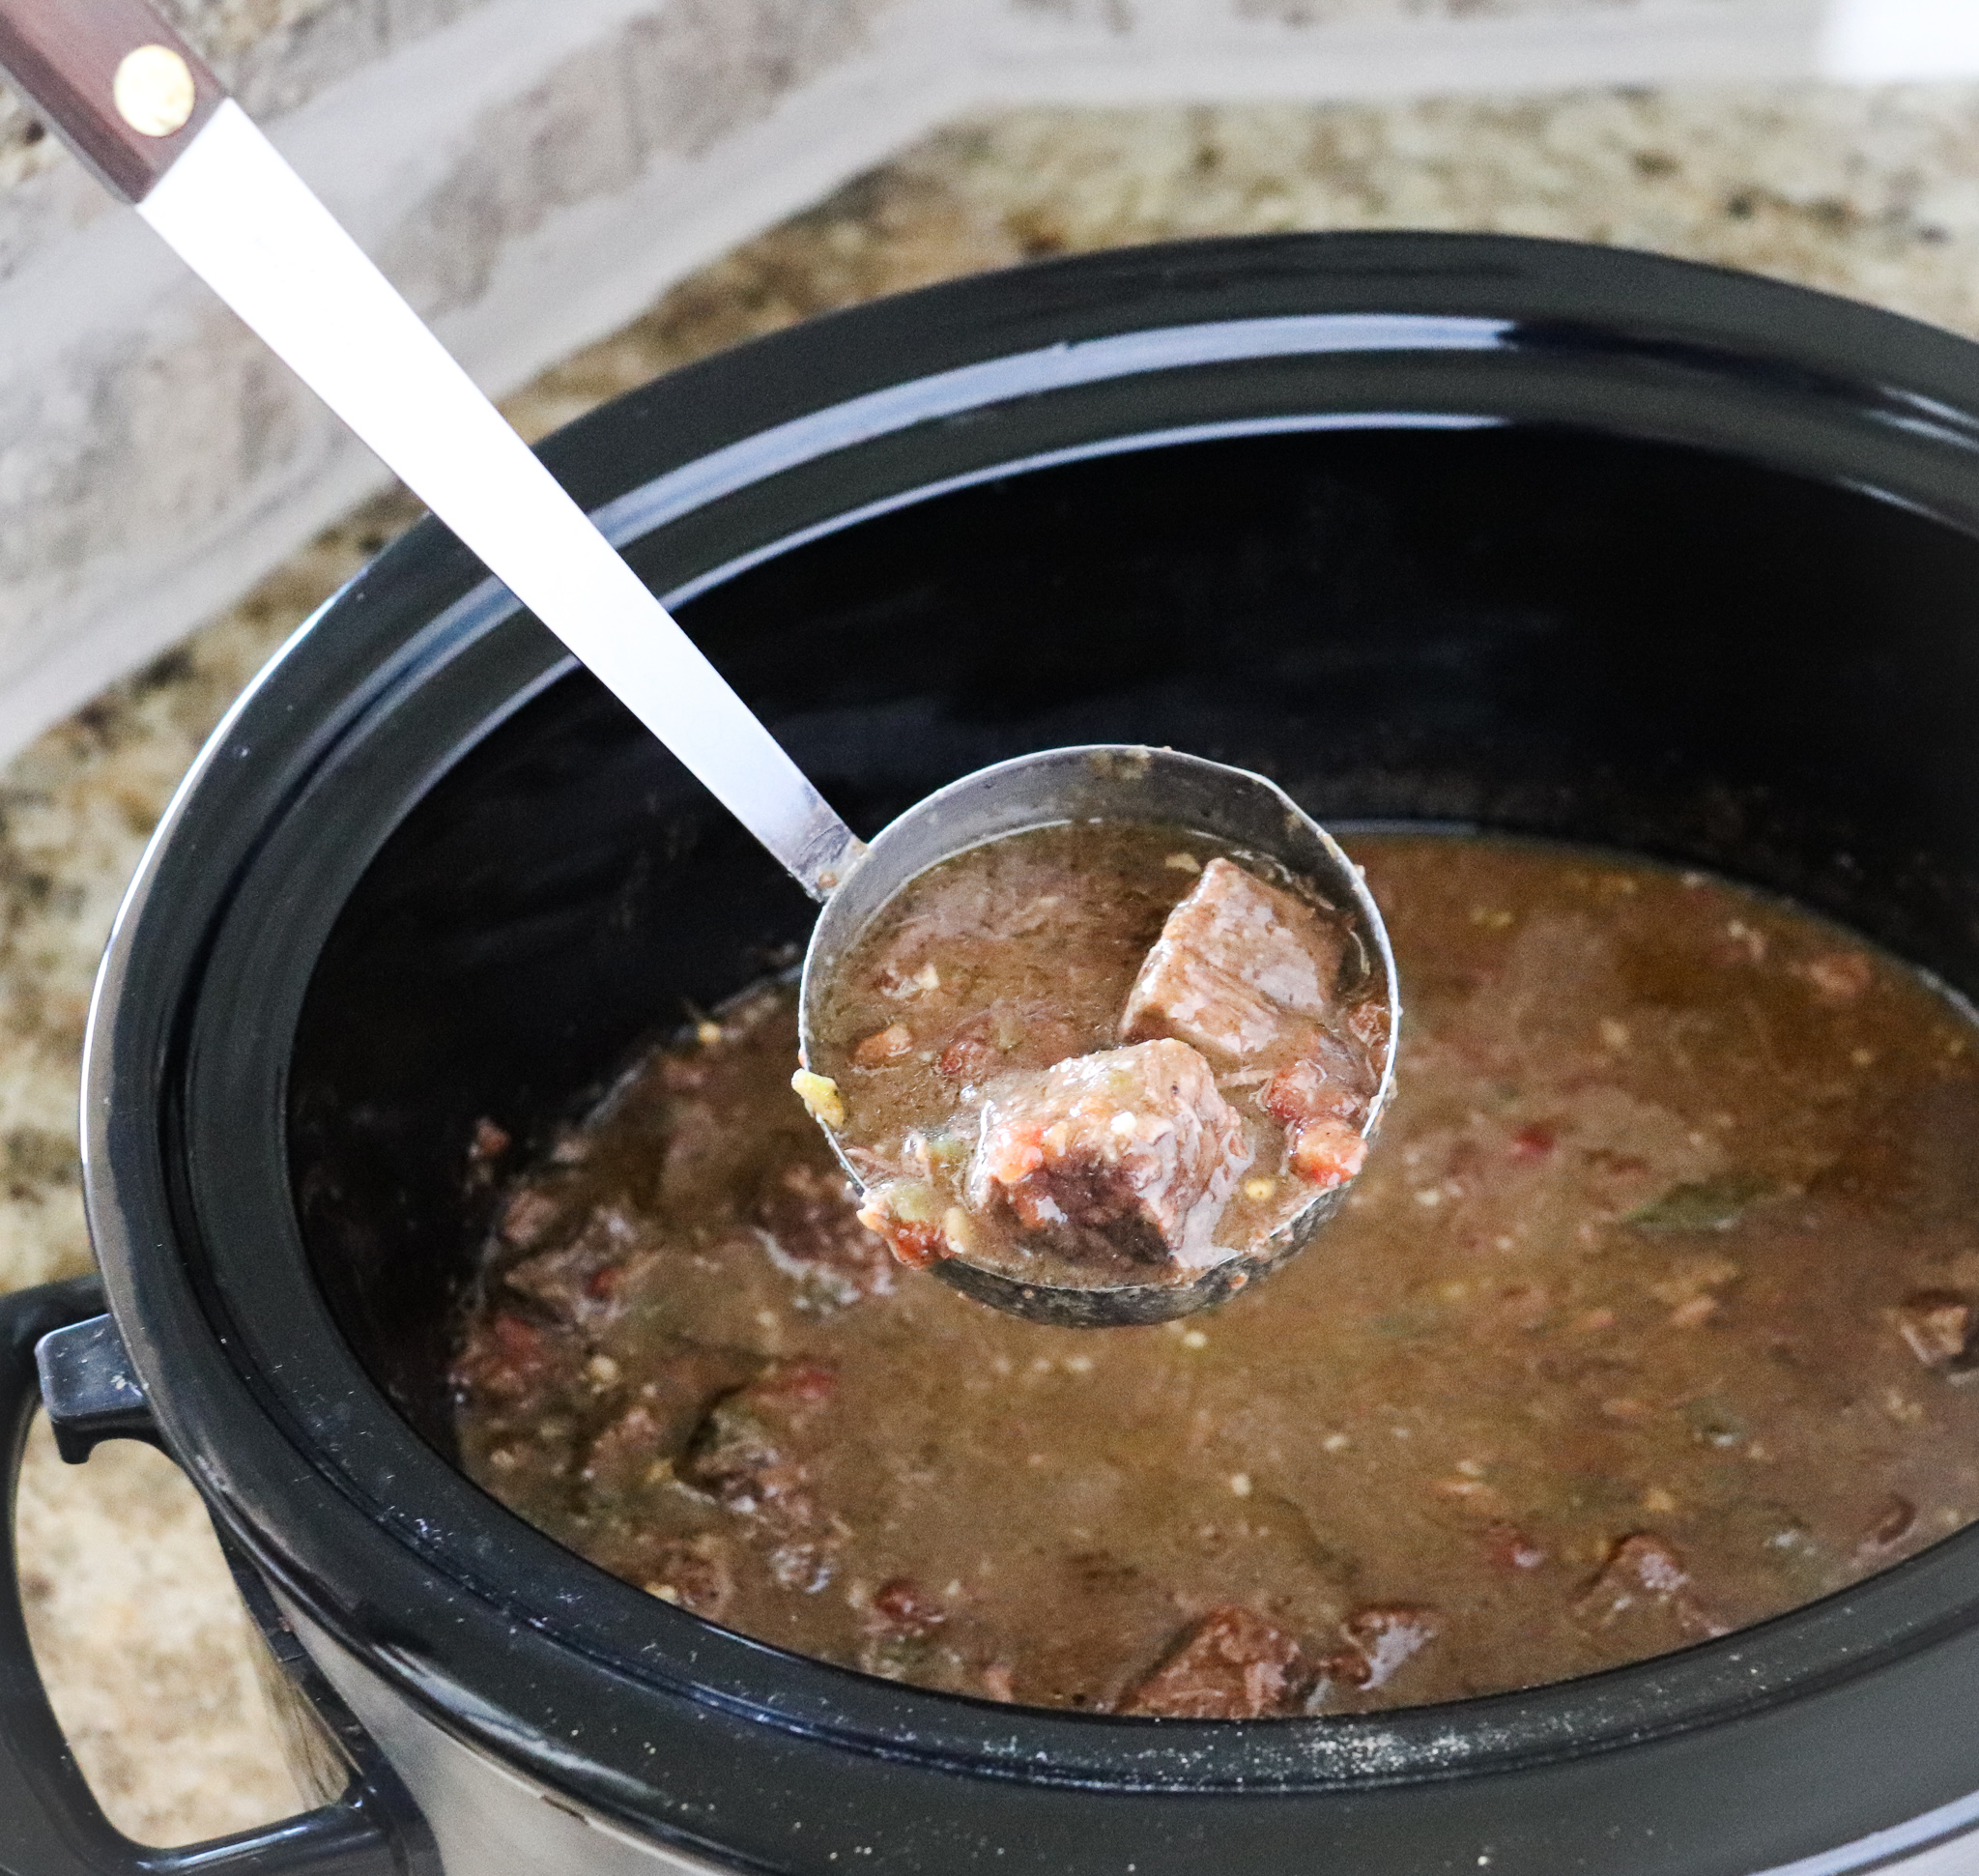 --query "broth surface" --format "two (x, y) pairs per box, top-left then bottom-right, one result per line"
(452, 834), (1979, 1715)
